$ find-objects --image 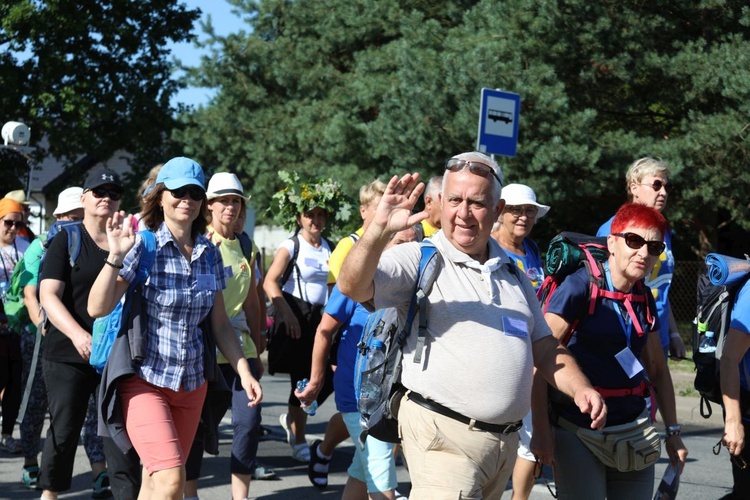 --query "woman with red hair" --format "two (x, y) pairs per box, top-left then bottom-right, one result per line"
(538, 203), (688, 498)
